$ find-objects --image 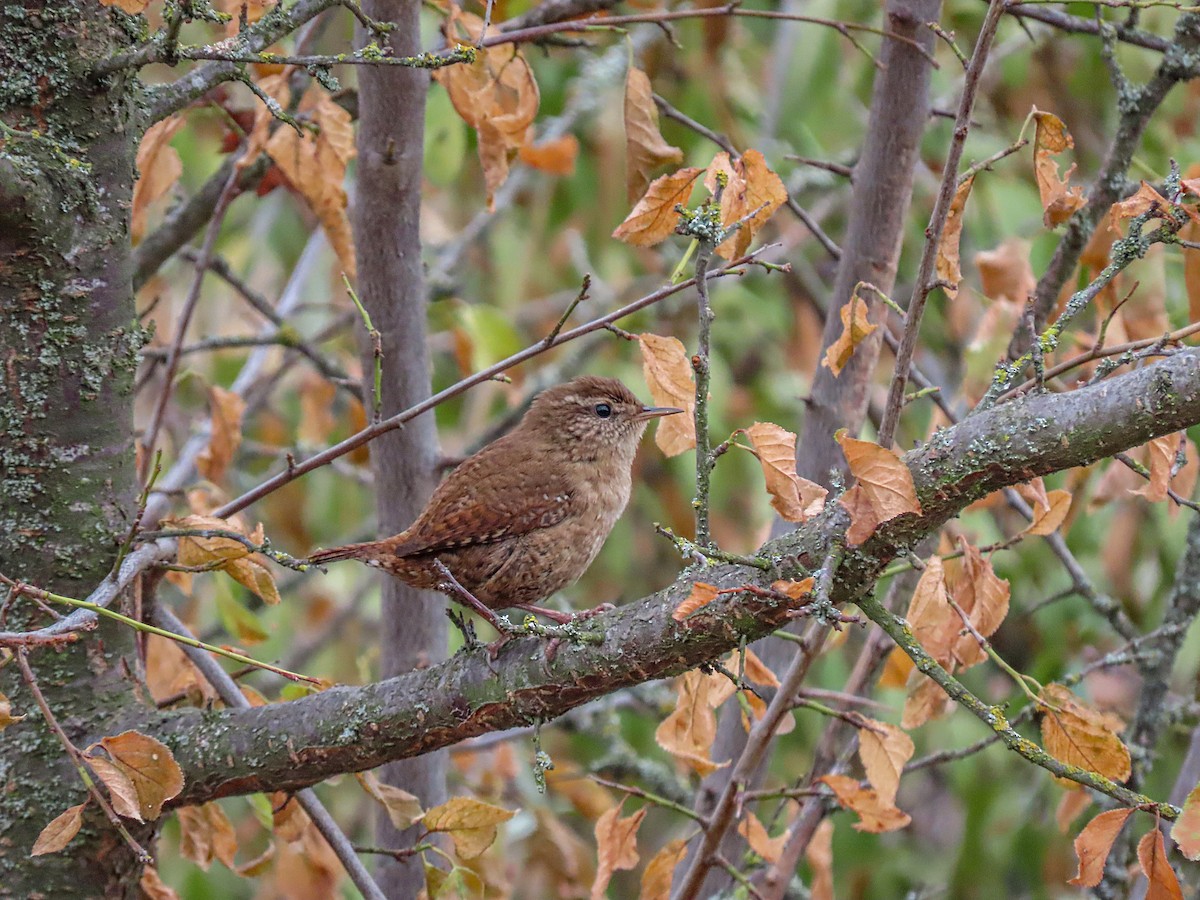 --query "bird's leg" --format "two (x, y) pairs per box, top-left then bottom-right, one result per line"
(433, 560), (517, 657)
